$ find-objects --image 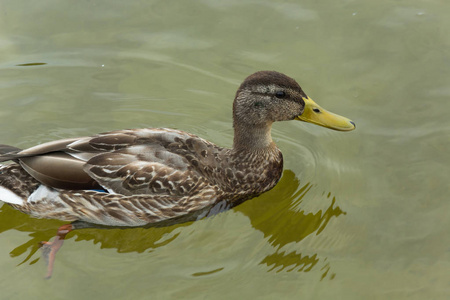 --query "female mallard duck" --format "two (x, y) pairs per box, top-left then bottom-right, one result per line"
(0, 71), (354, 276)
(0, 70), (355, 225)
